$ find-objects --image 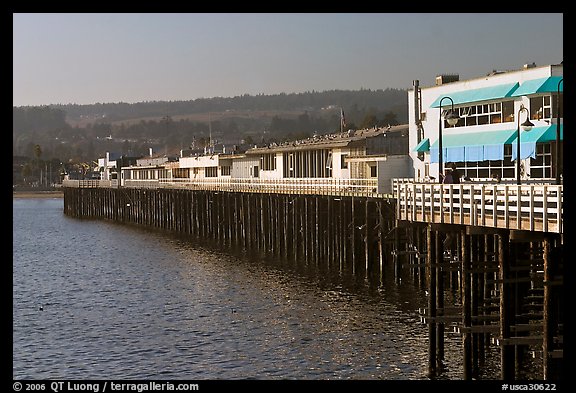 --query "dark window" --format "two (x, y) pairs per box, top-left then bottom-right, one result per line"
(370, 165), (377, 178)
